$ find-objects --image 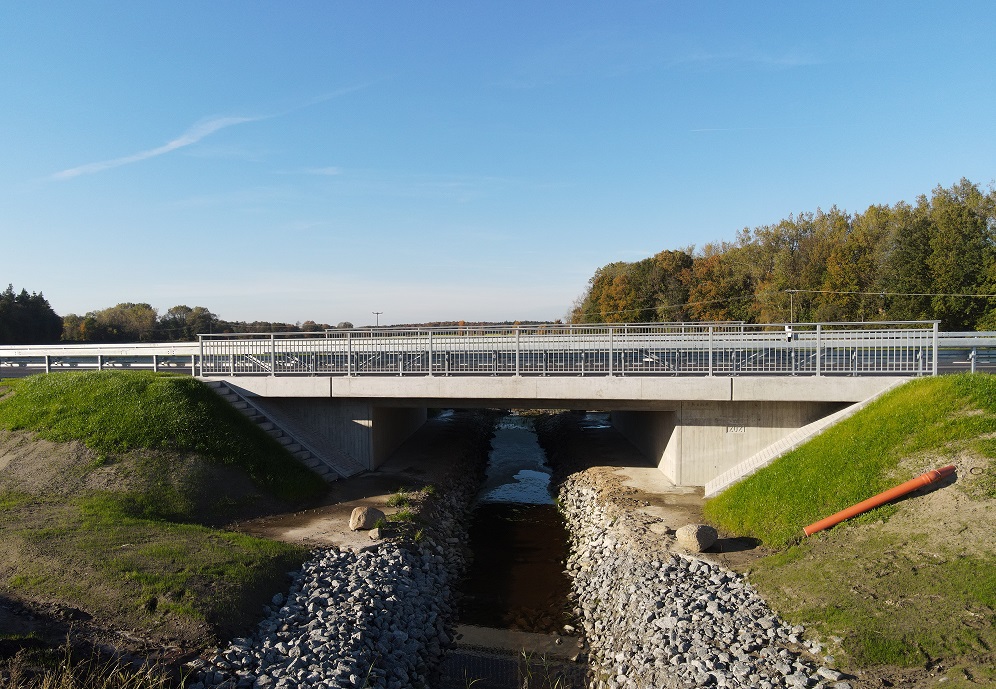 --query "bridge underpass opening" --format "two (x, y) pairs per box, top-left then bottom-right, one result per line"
(228, 377), (856, 486)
